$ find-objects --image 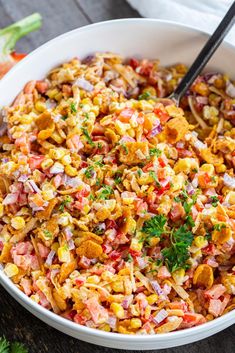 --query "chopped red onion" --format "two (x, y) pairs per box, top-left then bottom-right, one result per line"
(193, 139), (207, 150)
(107, 316), (117, 329)
(196, 96), (208, 105)
(27, 180), (41, 193)
(191, 176), (198, 188)
(122, 295), (133, 309)
(45, 250), (55, 266)
(153, 309), (168, 324)
(64, 227), (73, 240)
(223, 173), (235, 189)
(1, 158), (9, 163)
(75, 78), (94, 92)
(119, 136), (135, 143)
(68, 239), (75, 250)
(148, 124), (162, 137)
(3, 193), (18, 205)
(136, 256), (148, 269)
(18, 174), (29, 182)
(150, 280), (164, 296)
(226, 81), (235, 98)
(176, 142), (184, 148)
(46, 99), (56, 110)
(186, 183), (195, 195)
